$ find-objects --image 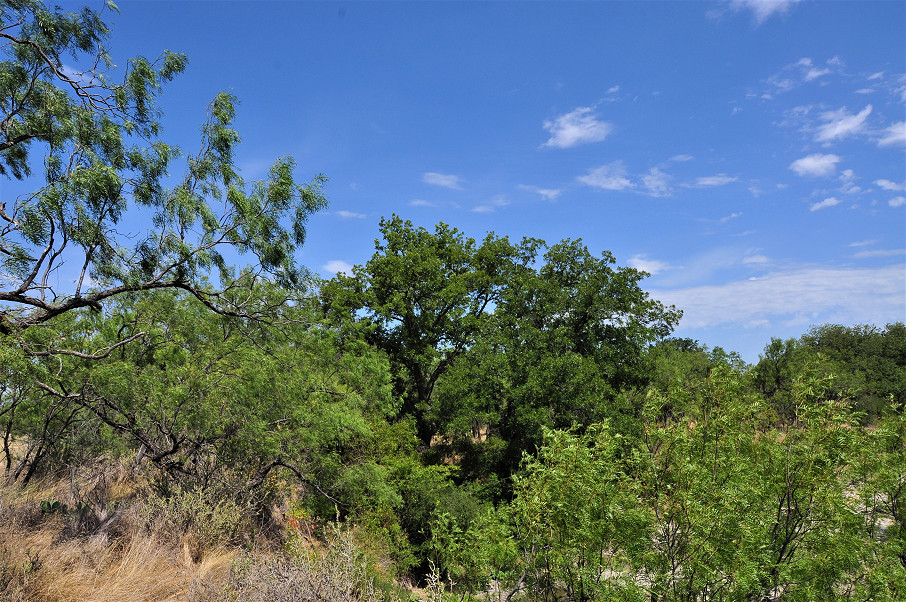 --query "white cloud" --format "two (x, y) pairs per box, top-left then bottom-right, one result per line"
(867, 71), (884, 81)
(650, 265), (905, 329)
(875, 179), (905, 191)
(688, 174), (738, 187)
(765, 57), (842, 95)
(810, 197), (841, 211)
(607, 85), (620, 94)
(804, 67), (831, 82)
(795, 59), (831, 82)
(815, 105), (872, 142)
(519, 184), (562, 201)
(789, 153), (840, 177)
(848, 239), (878, 247)
(838, 169), (861, 194)
(335, 210), (366, 219)
(322, 260), (353, 275)
(542, 106), (613, 149)
(648, 248), (746, 288)
(877, 121), (906, 147)
(642, 168), (672, 197)
(766, 78), (794, 94)
(720, 212), (743, 223)
(890, 196), (906, 208)
(670, 154), (695, 162)
(423, 172), (464, 189)
(730, 0), (801, 24)
(853, 249), (905, 259)
(578, 164), (675, 197)
(409, 199), (435, 207)
(578, 161), (633, 191)
(628, 254), (673, 276)
(61, 64), (100, 86)
(854, 88), (874, 95)
(472, 195), (510, 213)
